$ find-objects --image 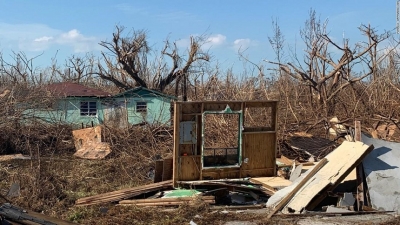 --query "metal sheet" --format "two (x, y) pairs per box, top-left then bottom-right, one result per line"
(362, 134), (400, 212)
